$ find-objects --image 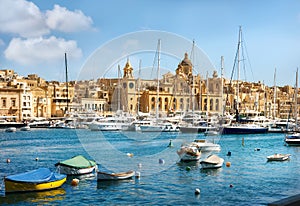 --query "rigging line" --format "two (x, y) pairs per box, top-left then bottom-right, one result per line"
(150, 43), (159, 80)
(241, 32), (254, 81)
